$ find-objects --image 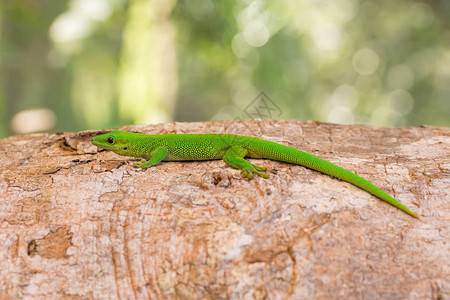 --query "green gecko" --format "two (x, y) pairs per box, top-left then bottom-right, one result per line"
(91, 130), (418, 218)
